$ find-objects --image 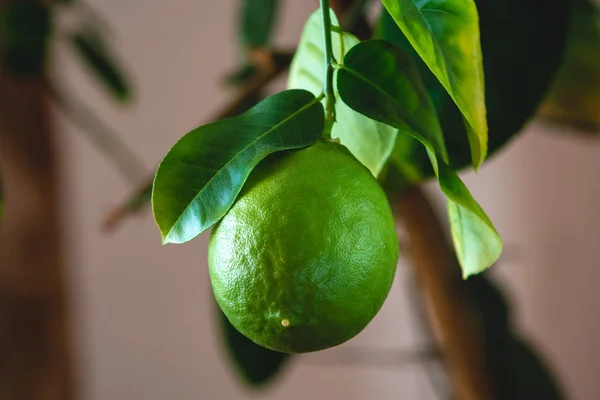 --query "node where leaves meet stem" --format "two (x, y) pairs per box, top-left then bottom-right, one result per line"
(320, 0), (337, 139)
